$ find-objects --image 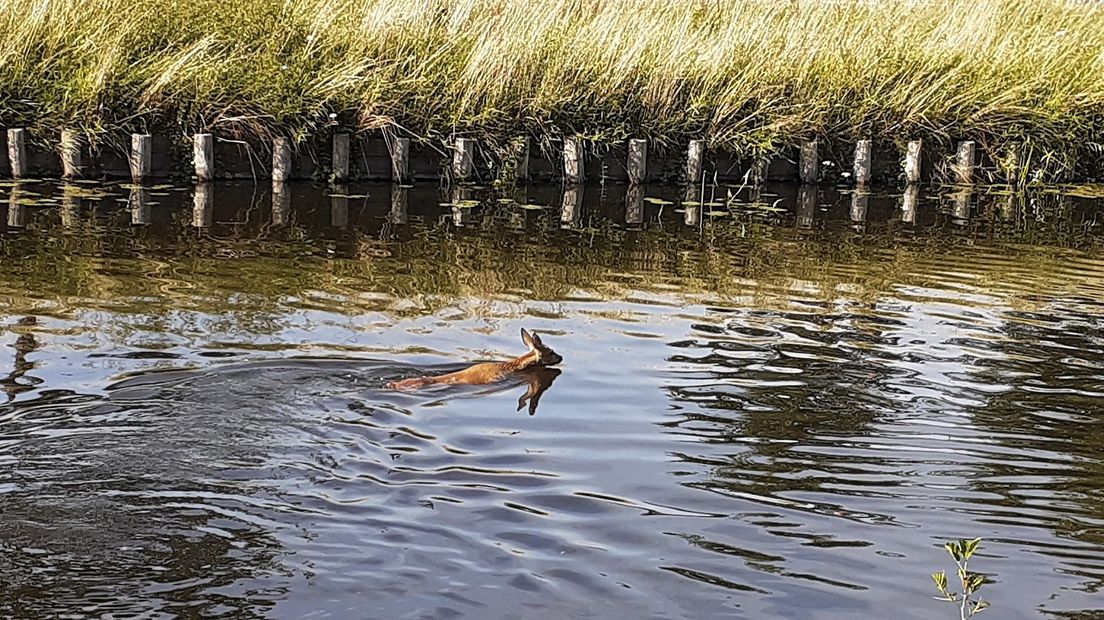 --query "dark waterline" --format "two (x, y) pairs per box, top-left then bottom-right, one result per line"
(1, 180), (1103, 619)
